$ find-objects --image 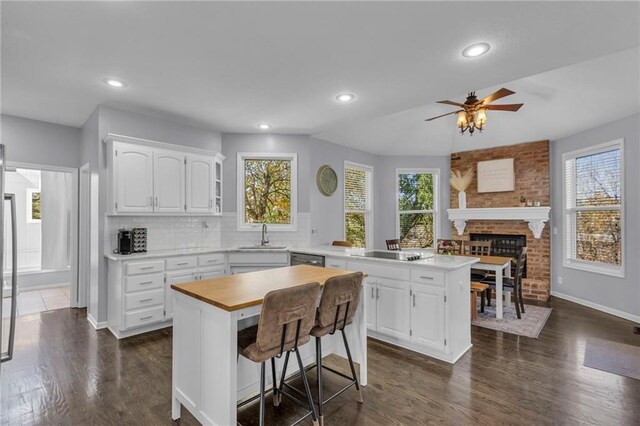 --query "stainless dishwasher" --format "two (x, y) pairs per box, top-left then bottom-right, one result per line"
(290, 252), (325, 267)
